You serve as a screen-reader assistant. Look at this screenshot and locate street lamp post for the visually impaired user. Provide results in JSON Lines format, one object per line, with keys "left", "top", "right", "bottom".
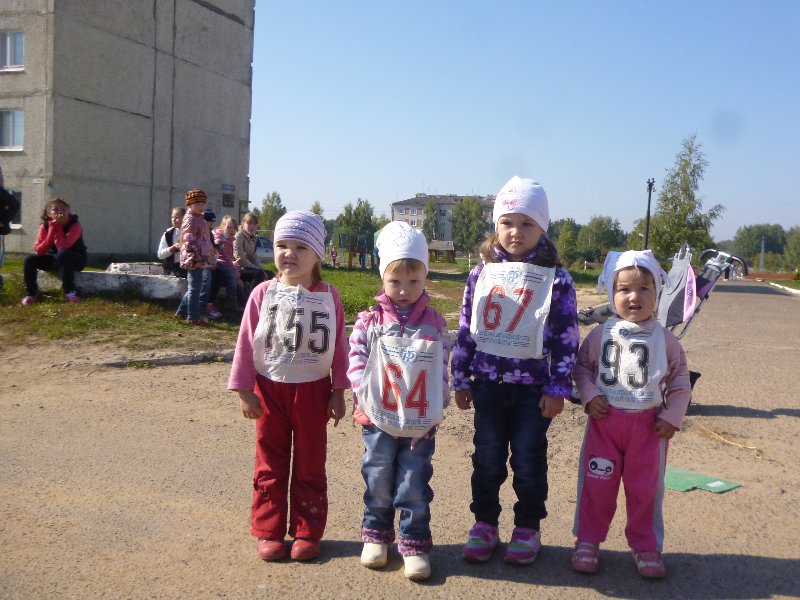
{"left": 643, "top": 178, "right": 655, "bottom": 250}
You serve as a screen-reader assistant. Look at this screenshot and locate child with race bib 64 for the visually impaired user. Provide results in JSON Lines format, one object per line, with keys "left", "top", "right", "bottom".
{"left": 451, "top": 176, "right": 579, "bottom": 565}
{"left": 347, "top": 221, "right": 450, "bottom": 581}
{"left": 228, "top": 210, "right": 349, "bottom": 562}
{"left": 571, "top": 250, "right": 691, "bottom": 579}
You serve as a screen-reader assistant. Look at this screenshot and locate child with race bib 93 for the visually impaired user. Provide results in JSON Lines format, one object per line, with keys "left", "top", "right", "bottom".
{"left": 451, "top": 176, "right": 579, "bottom": 565}
{"left": 571, "top": 250, "right": 691, "bottom": 579}
{"left": 228, "top": 210, "right": 349, "bottom": 562}
{"left": 347, "top": 221, "right": 450, "bottom": 581}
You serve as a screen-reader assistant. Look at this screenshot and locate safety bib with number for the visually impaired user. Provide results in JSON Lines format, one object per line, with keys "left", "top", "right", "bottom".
{"left": 252, "top": 281, "right": 336, "bottom": 383}
{"left": 469, "top": 262, "right": 556, "bottom": 359}
{"left": 357, "top": 332, "right": 444, "bottom": 438}
{"left": 596, "top": 317, "right": 668, "bottom": 410}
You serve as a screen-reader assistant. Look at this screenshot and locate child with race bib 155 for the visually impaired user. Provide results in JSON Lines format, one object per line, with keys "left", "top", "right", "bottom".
{"left": 347, "top": 221, "right": 450, "bottom": 581}
{"left": 451, "top": 176, "right": 579, "bottom": 565}
{"left": 228, "top": 210, "right": 349, "bottom": 562}
{"left": 571, "top": 250, "right": 691, "bottom": 579}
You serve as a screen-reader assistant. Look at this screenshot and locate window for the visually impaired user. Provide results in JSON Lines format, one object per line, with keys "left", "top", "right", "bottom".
{"left": 397, "top": 208, "right": 405, "bottom": 215}
{"left": 0, "top": 109, "right": 24, "bottom": 148}
{"left": 410, "top": 220, "right": 417, "bottom": 227}
{"left": 439, "top": 209, "right": 446, "bottom": 216}
{"left": 1, "top": 32, "right": 24, "bottom": 69}
{"left": 438, "top": 220, "right": 446, "bottom": 229}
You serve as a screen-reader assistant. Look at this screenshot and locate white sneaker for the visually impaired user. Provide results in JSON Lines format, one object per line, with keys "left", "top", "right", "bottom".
{"left": 360, "top": 542, "right": 388, "bottom": 568}
{"left": 403, "top": 553, "right": 431, "bottom": 580}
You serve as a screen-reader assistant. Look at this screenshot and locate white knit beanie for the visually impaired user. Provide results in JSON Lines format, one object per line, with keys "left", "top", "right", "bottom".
{"left": 492, "top": 176, "right": 550, "bottom": 231}
{"left": 273, "top": 210, "right": 327, "bottom": 259}
{"left": 376, "top": 221, "right": 429, "bottom": 277}
{"left": 598, "top": 250, "right": 668, "bottom": 313}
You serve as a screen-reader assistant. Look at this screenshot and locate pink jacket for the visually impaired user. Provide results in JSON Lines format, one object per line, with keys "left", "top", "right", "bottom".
{"left": 228, "top": 276, "right": 350, "bottom": 392}
{"left": 347, "top": 291, "right": 450, "bottom": 426}
{"left": 573, "top": 317, "right": 692, "bottom": 428}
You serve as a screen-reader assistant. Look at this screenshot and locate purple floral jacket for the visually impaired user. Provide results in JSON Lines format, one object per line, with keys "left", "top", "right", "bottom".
{"left": 450, "top": 240, "right": 579, "bottom": 398}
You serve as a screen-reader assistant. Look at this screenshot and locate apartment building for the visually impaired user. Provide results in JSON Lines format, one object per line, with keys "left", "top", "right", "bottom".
{"left": 391, "top": 193, "right": 494, "bottom": 241}
{"left": 0, "top": 0, "right": 255, "bottom": 257}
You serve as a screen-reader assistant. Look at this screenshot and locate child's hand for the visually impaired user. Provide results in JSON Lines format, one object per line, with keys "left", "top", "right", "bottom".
{"left": 539, "top": 394, "right": 564, "bottom": 418}
{"left": 238, "top": 390, "right": 263, "bottom": 419}
{"left": 327, "top": 389, "right": 346, "bottom": 426}
{"left": 585, "top": 395, "right": 610, "bottom": 420}
{"left": 654, "top": 417, "right": 679, "bottom": 440}
{"left": 455, "top": 389, "right": 473, "bottom": 410}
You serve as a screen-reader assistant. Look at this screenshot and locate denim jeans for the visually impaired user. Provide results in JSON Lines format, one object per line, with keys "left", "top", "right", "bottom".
{"left": 361, "top": 424, "right": 435, "bottom": 543}
{"left": 470, "top": 380, "right": 552, "bottom": 530}
{"left": 177, "top": 268, "right": 211, "bottom": 320}
{"left": 211, "top": 264, "right": 245, "bottom": 307}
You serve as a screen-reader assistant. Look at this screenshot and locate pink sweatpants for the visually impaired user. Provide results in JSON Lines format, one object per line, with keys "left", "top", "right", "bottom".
{"left": 251, "top": 374, "right": 331, "bottom": 541}
{"left": 572, "top": 406, "right": 668, "bottom": 552}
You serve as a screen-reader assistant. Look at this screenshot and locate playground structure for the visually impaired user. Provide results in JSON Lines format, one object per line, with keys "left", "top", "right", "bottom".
{"left": 337, "top": 232, "right": 375, "bottom": 270}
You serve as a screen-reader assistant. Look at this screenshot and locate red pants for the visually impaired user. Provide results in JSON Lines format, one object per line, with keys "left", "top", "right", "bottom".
{"left": 251, "top": 375, "right": 331, "bottom": 541}
{"left": 572, "top": 407, "right": 668, "bottom": 552}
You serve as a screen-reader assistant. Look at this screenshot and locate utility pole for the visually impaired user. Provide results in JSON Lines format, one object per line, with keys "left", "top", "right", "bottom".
{"left": 643, "top": 178, "right": 655, "bottom": 250}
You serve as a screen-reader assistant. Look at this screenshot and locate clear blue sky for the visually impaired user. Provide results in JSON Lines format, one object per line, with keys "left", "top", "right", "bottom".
{"left": 248, "top": 1, "right": 800, "bottom": 242}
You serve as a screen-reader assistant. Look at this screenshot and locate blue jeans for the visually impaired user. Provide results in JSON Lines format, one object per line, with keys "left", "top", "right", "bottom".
{"left": 361, "top": 424, "right": 435, "bottom": 544}
{"left": 470, "top": 380, "right": 551, "bottom": 529}
{"left": 211, "top": 264, "right": 245, "bottom": 306}
{"left": 176, "top": 268, "right": 211, "bottom": 320}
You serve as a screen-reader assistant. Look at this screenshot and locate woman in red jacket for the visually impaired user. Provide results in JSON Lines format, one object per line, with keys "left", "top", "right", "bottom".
{"left": 21, "top": 197, "right": 87, "bottom": 305}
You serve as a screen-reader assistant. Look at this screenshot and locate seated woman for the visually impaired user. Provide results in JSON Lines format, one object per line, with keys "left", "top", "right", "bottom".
{"left": 21, "top": 197, "right": 87, "bottom": 305}
{"left": 233, "top": 212, "right": 272, "bottom": 291}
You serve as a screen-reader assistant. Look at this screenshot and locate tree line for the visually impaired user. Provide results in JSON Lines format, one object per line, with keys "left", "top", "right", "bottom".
{"left": 249, "top": 135, "right": 799, "bottom": 273}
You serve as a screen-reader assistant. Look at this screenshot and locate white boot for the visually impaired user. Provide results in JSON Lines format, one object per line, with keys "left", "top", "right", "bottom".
{"left": 403, "top": 553, "right": 431, "bottom": 580}
{"left": 360, "top": 542, "right": 388, "bottom": 568}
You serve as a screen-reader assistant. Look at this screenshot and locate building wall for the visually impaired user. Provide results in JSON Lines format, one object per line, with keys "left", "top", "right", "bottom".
{"left": 1, "top": 0, "right": 254, "bottom": 256}
{"left": 391, "top": 194, "right": 494, "bottom": 243}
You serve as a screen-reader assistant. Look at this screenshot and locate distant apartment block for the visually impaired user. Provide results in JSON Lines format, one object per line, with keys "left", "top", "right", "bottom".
{"left": 0, "top": 0, "right": 255, "bottom": 256}
{"left": 391, "top": 193, "right": 494, "bottom": 241}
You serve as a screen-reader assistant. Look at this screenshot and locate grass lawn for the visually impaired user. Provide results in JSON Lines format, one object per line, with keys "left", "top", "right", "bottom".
{"left": 0, "top": 255, "right": 603, "bottom": 353}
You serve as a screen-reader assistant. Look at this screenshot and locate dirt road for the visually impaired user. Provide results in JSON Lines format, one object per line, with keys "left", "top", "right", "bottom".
{"left": 2, "top": 282, "right": 799, "bottom": 599}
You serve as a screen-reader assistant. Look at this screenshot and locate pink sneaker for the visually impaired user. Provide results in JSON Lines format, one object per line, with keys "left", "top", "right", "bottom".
{"left": 206, "top": 303, "right": 223, "bottom": 319}
{"left": 633, "top": 550, "right": 666, "bottom": 578}
{"left": 65, "top": 291, "right": 81, "bottom": 303}
{"left": 572, "top": 540, "right": 600, "bottom": 574}
{"left": 21, "top": 295, "right": 36, "bottom": 306}
{"left": 463, "top": 522, "right": 499, "bottom": 562}
{"left": 503, "top": 527, "right": 541, "bottom": 565}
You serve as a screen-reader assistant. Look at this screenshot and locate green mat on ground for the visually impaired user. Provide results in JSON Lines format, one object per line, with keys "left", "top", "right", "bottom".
{"left": 665, "top": 467, "right": 740, "bottom": 493}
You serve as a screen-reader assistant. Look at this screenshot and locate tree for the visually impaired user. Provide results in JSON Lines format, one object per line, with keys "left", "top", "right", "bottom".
{"left": 451, "top": 196, "right": 489, "bottom": 253}
{"left": 783, "top": 227, "right": 800, "bottom": 271}
{"left": 422, "top": 199, "right": 438, "bottom": 241}
{"left": 372, "top": 213, "right": 390, "bottom": 230}
{"left": 311, "top": 201, "right": 323, "bottom": 216}
{"left": 576, "top": 215, "right": 625, "bottom": 261}
{"left": 555, "top": 223, "right": 579, "bottom": 266}
{"left": 634, "top": 135, "right": 724, "bottom": 261}
{"left": 334, "top": 198, "right": 377, "bottom": 250}
{"left": 259, "top": 191, "right": 286, "bottom": 232}
{"left": 548, "top": 218, "right": 580, "bottom": 241}
{"left": 731, "top": 224, "right": 785, "bottom": 261}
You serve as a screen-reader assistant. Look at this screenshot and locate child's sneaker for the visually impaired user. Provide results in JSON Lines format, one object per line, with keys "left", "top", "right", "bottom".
{"left": 257, "top": 538, "right": 286, "bottom": 561}
{"left": 290, "top": 538, "right": 320, "bottom": 561}
{"left": 65, "top": 291, "right": 81, "bottom": 303}
{"left": 633, "top": 550, "right": 666, "bottom": 578}
{"left": 571, "top": 540, "right": 600, "bottom": 574}
{"left": 206, "top": 303, "right": 223, "bottom": 319}
{"left": 360, "top": 542, "right": 388, "bottom": 568}
{"left": 20, "top": 295, "right": 36, "bottom": 306}
{"left": 403, "top": 553, "right": 431, "bottom": 580}
{"left": 503, "top": 527, "right": 541, "bottom": 565}
{"left": 463, "top": 522, "right": 499, "bottom": 562}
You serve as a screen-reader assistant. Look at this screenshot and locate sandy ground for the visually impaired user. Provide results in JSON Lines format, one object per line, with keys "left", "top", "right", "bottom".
{"left": 2, "top": 282, "right": 799, "bottom": 599}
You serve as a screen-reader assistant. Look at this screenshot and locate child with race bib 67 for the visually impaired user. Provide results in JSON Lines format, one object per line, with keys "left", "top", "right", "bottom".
{"left": 347, "top": 221, "right": 450, "bottom": 581}
{"left": 451, "top": 176, "right": 579, "bottom": 565}
{"left": 571, "top": 250, "right": 691, "bottom": 579}
{"left": 228, "top": 210, "right": 349, "bottom": 562}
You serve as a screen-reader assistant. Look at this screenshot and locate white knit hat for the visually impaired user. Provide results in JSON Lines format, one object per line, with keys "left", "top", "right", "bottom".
{"left": 598, "top": 250, "right": 668, "bottom": 313}
{"left": 492, "top": 176, "right": 549, "bottom": 231}
{"left": 376, "top": 221, "right": 429, "bottom": 277}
